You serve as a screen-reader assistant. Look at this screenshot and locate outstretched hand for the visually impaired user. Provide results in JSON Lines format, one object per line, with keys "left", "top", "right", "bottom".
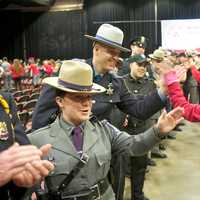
{"left": 156, "top": 107, "right": 184, "bottom": 134}
{"left": 158, "top": 59, "right": 174, "bottom": 75}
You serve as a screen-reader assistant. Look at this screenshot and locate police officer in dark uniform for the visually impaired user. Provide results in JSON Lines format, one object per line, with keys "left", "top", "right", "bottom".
{"left": 122, "top": 54, "right": 158, "bottom": 200}
{"left": 32, "top": 24, "right": 166, "bottom": 131}
{"left": 0, "top": 91, "right": 54, "bottom": 199}
{"left": 118, "top": 36, "right": 148, "bottom": 76}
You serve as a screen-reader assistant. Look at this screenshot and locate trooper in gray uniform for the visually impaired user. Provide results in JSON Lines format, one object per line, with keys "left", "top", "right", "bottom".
{"left": 32, "top": 24, "right": 167, "bottom": 200}
{"left": 28, "top": 60, "right": 183, "bottom": 200}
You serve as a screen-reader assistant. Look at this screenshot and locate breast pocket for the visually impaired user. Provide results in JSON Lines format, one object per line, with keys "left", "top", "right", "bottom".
{"left": 98, "top": 91, "right": 120, "bottom": 104}
{"left": 94, "top": 149, "right": 111, "bottom": 179}
{"left": 92, "top": 92, "right": 121, "bottom": 120}
{"left": 46, "top": 151, "right": 77, "bottom": 191}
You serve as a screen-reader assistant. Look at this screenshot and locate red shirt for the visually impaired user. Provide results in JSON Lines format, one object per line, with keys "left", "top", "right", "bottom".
{"left": 10, "top": 64, "right": 25, "bottom": 79}
{"left": 43, "top": 63, "right": 53, "bottom": 76}
{"left": 29, "top": 63, "right": 39, "bottom": 76}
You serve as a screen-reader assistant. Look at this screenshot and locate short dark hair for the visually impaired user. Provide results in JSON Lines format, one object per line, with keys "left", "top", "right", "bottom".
{"left": 55, "top": 88, "right": 66, "bottom": 98}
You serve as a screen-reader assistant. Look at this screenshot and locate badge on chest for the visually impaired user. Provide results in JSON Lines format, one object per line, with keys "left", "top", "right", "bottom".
{"left": 0, "top": 122, "right": 9, "bottom": 141}
{"left": 106, "top": 83, "right": 114, "bottom": 95}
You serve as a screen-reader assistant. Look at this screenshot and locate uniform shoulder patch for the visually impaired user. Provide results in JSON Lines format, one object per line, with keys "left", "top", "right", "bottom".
{"left": 101, "top": 120, "right": 121, "bottom": 137}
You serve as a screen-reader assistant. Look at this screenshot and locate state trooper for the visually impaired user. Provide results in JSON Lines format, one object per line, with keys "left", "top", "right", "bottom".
{"left": 28, "top": 60, "right": 183, "bottom": 200}
{"left": 32, "top": 24, "right": 166, "bottom": 130}
{"left": 0, "top": 91, "right": 54, "bottom": 199}
{"left": 32, "top": 24, "right": 167, "bottom": 199}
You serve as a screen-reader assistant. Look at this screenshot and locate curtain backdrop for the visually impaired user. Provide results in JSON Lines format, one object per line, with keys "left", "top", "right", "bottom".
{"left": 1, "top": 0, "right": 200, "bottom": 60}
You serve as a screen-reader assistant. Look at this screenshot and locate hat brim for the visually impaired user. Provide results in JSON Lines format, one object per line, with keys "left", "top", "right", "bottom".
{"left": 43, "top": 77, "right": 106, "bottom": 94}
{"left": 85, "top": 34, "right": 131, "bottom": 53}
{"left": 127, "top": 58, "right": 148, "bottom": 64}
{"left": 149, "top": 54, "right": 163, "bottom": 61}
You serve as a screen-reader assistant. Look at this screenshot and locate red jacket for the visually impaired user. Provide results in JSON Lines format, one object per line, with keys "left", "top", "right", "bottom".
{"left": 168, "top": 81, "right": 200, "bottom": 122}
{"left": 191, "top": 65, "right": 200, "bottom": 83}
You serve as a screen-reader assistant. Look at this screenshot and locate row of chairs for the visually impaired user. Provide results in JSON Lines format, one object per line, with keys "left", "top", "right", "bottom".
{"left": 17, "top": 99, "right": 37, "bottom": 113}
{"left": 11, "top": 86, "right": 42, "bottom": 131}
{"left": 15, "top": 93, "right": 40, "bottom": 103}
{"left": 18, "top": 110, "right": 32, "bottom": 127}
{"left": 13, "top": 87, "right": 41, "bottom": 98}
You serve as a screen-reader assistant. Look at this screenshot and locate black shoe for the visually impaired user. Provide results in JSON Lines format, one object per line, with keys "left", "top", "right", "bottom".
{"left": 173, "top": 125, "right": 182, "bottom": 132}
{"left": 167, "top": 134, "right": 176, "bottom": 139}
{"left": 151, "top": 151, "right": 167, "bottom": 159}
{"left": 159, "top": 143, "right": 166, "bottom": 151}
{"left": 135, "top": 195, "right": 150, "bottom": 200}
{"left": 147, "top": 158, "right": 156, "bottom": 166}
{"left": 145, "top": 167, "right": 150, "bottom": 173}
{"left": 179, "top": 122, "right": 185, "bottom": 126}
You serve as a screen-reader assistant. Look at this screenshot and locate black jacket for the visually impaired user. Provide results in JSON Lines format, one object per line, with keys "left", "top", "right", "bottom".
{"left": 0, "top": 92, "right": 29, "bottom": 200}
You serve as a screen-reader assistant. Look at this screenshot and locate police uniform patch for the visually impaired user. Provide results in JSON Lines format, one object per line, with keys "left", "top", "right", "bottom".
{"left": 102, "top": 119, "right": 121, "bottom": 137}
{"left": 0, "top": 122, "right": 9, "bottom": 140}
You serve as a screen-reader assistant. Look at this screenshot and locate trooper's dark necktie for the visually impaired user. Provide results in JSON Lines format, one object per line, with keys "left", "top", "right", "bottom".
{"left": 72, "top": 127, "right": 83, "bottom": 152}
{"left": 94, "top": 74, "right": 102, "bottom": 83}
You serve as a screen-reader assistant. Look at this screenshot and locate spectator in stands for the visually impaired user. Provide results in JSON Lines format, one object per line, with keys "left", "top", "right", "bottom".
{"left": 42, "top": 60, "right": 53, "bottom": 78}
{"left": 10, "top": 59, "right": 25, "bottom": 91}
{"left": 28, "top": 57, "right": 40, "bottom": 88}
{"left": 1, "top": 57, "right": 12, "bottom": 91}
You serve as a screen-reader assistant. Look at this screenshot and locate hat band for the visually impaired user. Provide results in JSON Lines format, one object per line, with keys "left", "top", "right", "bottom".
{"left": 58, "top": 79, "right": 92, "bottom": 91}
{"left": 96, "top": 35, "right": 122, "bottom": 47}
{"left": 153, "top": 56, "right": 163, "bottom": 60}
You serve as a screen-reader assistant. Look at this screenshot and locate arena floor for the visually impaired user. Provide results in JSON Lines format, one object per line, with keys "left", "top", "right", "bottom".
{"left": 124, "top": 120, "right": 200, "bottom": 200}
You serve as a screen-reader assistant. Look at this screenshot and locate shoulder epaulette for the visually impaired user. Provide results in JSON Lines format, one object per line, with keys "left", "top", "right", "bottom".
{"left": 101, "top": 119, "right": 109, "bottom": 125}
{"left": 89, "top": 115, "right": 98, "bottom": 123}
{"left": 32, "top": 124, "right": 51, "bottom": 135}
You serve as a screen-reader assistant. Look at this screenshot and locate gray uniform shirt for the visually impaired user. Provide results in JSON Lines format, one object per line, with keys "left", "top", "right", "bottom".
{"left": 28, "top": 117, "right": 161, "bottom": 200}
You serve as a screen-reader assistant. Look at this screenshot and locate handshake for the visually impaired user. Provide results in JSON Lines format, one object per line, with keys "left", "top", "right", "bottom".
{"left": 0, "top": 143, "right": 54, "bottom": 188}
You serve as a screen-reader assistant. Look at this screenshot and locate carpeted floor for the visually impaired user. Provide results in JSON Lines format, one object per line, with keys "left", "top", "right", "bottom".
{"left": 124, "top": 120, "right": 200, "bottom": 200}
